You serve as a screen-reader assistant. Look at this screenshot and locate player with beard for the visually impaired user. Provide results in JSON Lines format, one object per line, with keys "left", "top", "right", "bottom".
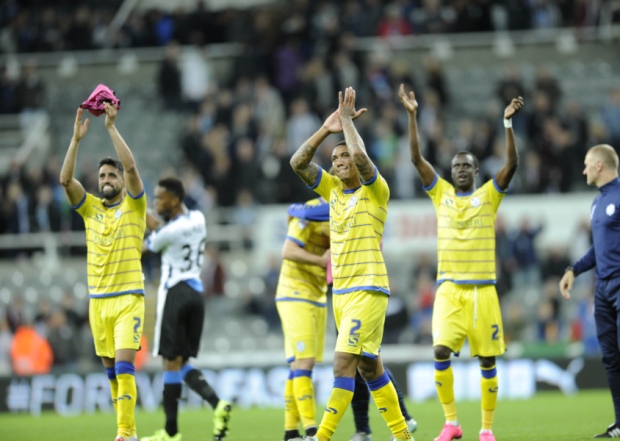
{"left": 141, "top": 177, "right": 232, "bottom": 441}
{"left": 398, "top": 84, "right": 523, "bottom": 441}
{"left": 60, "top": 104, "right": 146, "bottom": 441}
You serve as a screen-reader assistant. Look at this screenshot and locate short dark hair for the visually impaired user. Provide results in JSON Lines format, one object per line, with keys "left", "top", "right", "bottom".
{"left": 98, "top": 157, "right": 124, "bottom": 173}
{"left": 335, "top": 140, "right": 348, "bottom": 147}
{"left": 454, "top": 150, "right": 479, "bottom": 169}
{"left": 158, "top": 177, "right": 185, "bottom": 201}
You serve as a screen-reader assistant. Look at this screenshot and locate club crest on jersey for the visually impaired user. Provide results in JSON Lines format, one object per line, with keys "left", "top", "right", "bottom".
{"left": 296, "top": 341, "right": 306, "bottom": 352}
{"left": 607, "top": 204, "right": 616, "bottom": 216}
{"left": 470, "top": 197, "right": 480, "bottom": 207}
{"left": 115, "top": 209, "right": 122, "bottom": 219}
{"left": 349, "top": 196, "right": 358, "bottom": 207}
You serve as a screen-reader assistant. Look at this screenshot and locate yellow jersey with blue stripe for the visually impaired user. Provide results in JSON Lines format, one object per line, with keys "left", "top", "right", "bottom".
{"left": 276, "top": 198, "right": 330, "bottom": 305}
{"left": 73, "top": 190, "right": 147, "bottom": 298}
{"left": 310, "top": 167, "right": 390, "bottom": 296}
{"left": 425, "top": 174, "right": 505, "bottom": 284}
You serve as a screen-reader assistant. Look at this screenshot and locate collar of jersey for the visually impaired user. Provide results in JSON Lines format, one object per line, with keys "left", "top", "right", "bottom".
{"left": 103, "top": 199, "right": 122, "bottom": 208}
{"left": 455, "top": 189, "right": 474, "bottom": 197}
{"left": 343, "top": 186, "right": 361, "bottom": 194}
{"left": 599, "top": 177, "right": 620, "bottom": 192}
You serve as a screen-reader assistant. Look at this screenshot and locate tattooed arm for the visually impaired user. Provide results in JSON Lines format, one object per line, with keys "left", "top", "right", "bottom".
{"left": 289, "top": 126, "right": 330, "bottom": 186}
{"left": 338, "top": 87, "right": 375, "bottom": 183}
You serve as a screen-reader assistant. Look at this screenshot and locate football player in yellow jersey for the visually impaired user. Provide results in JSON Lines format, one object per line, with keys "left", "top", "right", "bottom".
{"left": 289, "top": 87, "right": 413, "bottom": 441}
{"left": 399, "top": 84, "right": 524, "bottom": 441}
{"left": 276, "top": 198, "right": 330, "bottom": 441}
{"left": 60, "top": 103, "right": 146, "bottom": 441}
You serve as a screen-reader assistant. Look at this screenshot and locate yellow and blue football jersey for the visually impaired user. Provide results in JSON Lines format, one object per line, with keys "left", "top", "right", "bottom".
{"left": 276, "top": 198, "right": 330, "bottom": 304}
{"left": 425, "top": 174, "right": 505, "bottom": 284}
{"left": 310, "top": 167, "right": 390, "bottom": 296}
{"left": 73, "top": 191, "right": 147, "bottom": 298}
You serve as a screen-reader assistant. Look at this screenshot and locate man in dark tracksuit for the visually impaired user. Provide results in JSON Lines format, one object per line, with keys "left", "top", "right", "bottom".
{"left": 560, "top": 144, "right": 620, "bottom": 438}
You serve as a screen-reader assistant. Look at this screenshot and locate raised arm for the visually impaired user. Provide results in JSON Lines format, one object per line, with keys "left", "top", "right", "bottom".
{"left": 494, "top": 96, "right": 524, "bottom": 191}
{"left": 59, "top": 108, "right": 89, "bottom": 206}
{"left": 398, "top": 84, "right": 436, "bottom": 187}
{"left": 290, "top": 104, "right": 366, "bottom": 186}
{"left": 103, "top": 102, "right": 144, "bottom": 197}
{"left": 290, "top": 125, "right": 329, "bottom": 187}
{"left": 338, "top": 87, "right": 374, "bottom": 182}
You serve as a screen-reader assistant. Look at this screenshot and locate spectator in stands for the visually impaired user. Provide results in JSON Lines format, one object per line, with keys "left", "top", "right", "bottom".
{"left": 286, "top": 98, "right": 321, "bottom": 156}
{"left": 179, "top": 114, "right": 206, "bottom": 167}
{"left": 60, "top": 291, "right": 85, "bottom": 330}
{"left": 46, "top": 308, "right": 79, "bottom": 372}
{"left": 542, "top": 245, "right": 571, "bottom": 282}
{"left": 424, "top": 56, "right": 449, "bottom": 107}
{"left": 3, "top": 182, "right": 30, "bottom": 234}
{"left": 0, "top": 66, "right": 18, "bottom": 114}
{"left": 67, "top": 6, "right": 93, "bottom": 51}
{"left": 181, "top": 45, "right": 215, "bottom": 111}
{"left": 273, "top": 36, "right": 304, "bottom": 107}
{"left": 569, "top": 218, "right": 594, "bottom": 289}
{"left": 15, "top": 60, "right": 46, "bottom": 128}
{"left": 34, "top": 297, "right": 52, "bottom": 337}
{"left": 451, "top": 0, "right": 493, "bottom": 32}
{"left": 601, "top": 87, "right": 620, "bottom": 147}
{"left": 503, "top": 302, "right": 527, "bottom": 344}
{"left": 497, "top": 64, "right": 527, "bottom": 111}
{"left": 534, "top": 66, "right": 562, "bottom": 112}
{"left": 377, "top": 3, "right": 412, "bottom": 39}
{"left": 230, "top": 102, "right": 258, "bottom": 145}
{"left": 520, "top": 150, "right": 544, "bottom": 193}
{"left": 563, "top": 100, "right": 589, "bottom": 155}
{"left": 157, "top": 41, "right": 182, "bottom": 110}
{"left": 32, "top": 184, "right": 62, "bottom": 232}
{"left": 512, "top": 217, "right": 544, "bottom": 288}
{"left": 529, "top": 0, "right": 562, "bottom": 29}
{"left": 10, "top": 323, "right": 53, "bottom": 376}
{"left": 572, "top": 287, "right": 598, "bottom": 355}
{"left": 253, "top": 76, "right": 286, "bottom": 146}
{"left": 536, "top": 280, "right": 561, "bottom": 343}
{"left": 6, "top": 294, "right": 25, "bottom": 335}
{"left": 0, "top": 318, "right": 12, "bottom": 374}
{"left": 383, "top": 291, "right": 409, "bottom": 344}
{"left": 412, "top": 0, "right": 451, "bottom": 34}
{"left": 526, "top": 91, "right": 554, "bottom": 144}
{"left": 410, "top": 273, "right": 435, "bottom": 345}
{"left": 341, "top": 0, "right": 373, "bottom": 37}
{"left": 232, "top": 189, "right": 257, "bottom": 250}
{"left": 495, "top": 217, "right": 516, "bottom": 296}
{"left": 202, "top": 244, "right": 225, "bottom": 300}
{"left": 413, "top": 253, "right": 437, "bottom": 281}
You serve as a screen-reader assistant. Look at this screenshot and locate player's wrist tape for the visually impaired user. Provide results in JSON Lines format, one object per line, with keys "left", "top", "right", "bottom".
{"left": 503, "top": 118, "right": 512, "bottom": 128}
{"left": 565, "top": 265, "right": 574, "bottom": 273}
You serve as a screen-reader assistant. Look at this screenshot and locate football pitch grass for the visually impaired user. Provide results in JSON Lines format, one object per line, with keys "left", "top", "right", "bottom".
{"left": 1, "top": 390, "right": 614, "bottom": 441}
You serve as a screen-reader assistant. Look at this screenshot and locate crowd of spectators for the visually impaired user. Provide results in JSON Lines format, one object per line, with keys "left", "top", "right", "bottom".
{"left": 0, "top": 291, "right": 90, "bottom": 375}
{"left": 2, "top": 0, "right": 619, "bottom": 54}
